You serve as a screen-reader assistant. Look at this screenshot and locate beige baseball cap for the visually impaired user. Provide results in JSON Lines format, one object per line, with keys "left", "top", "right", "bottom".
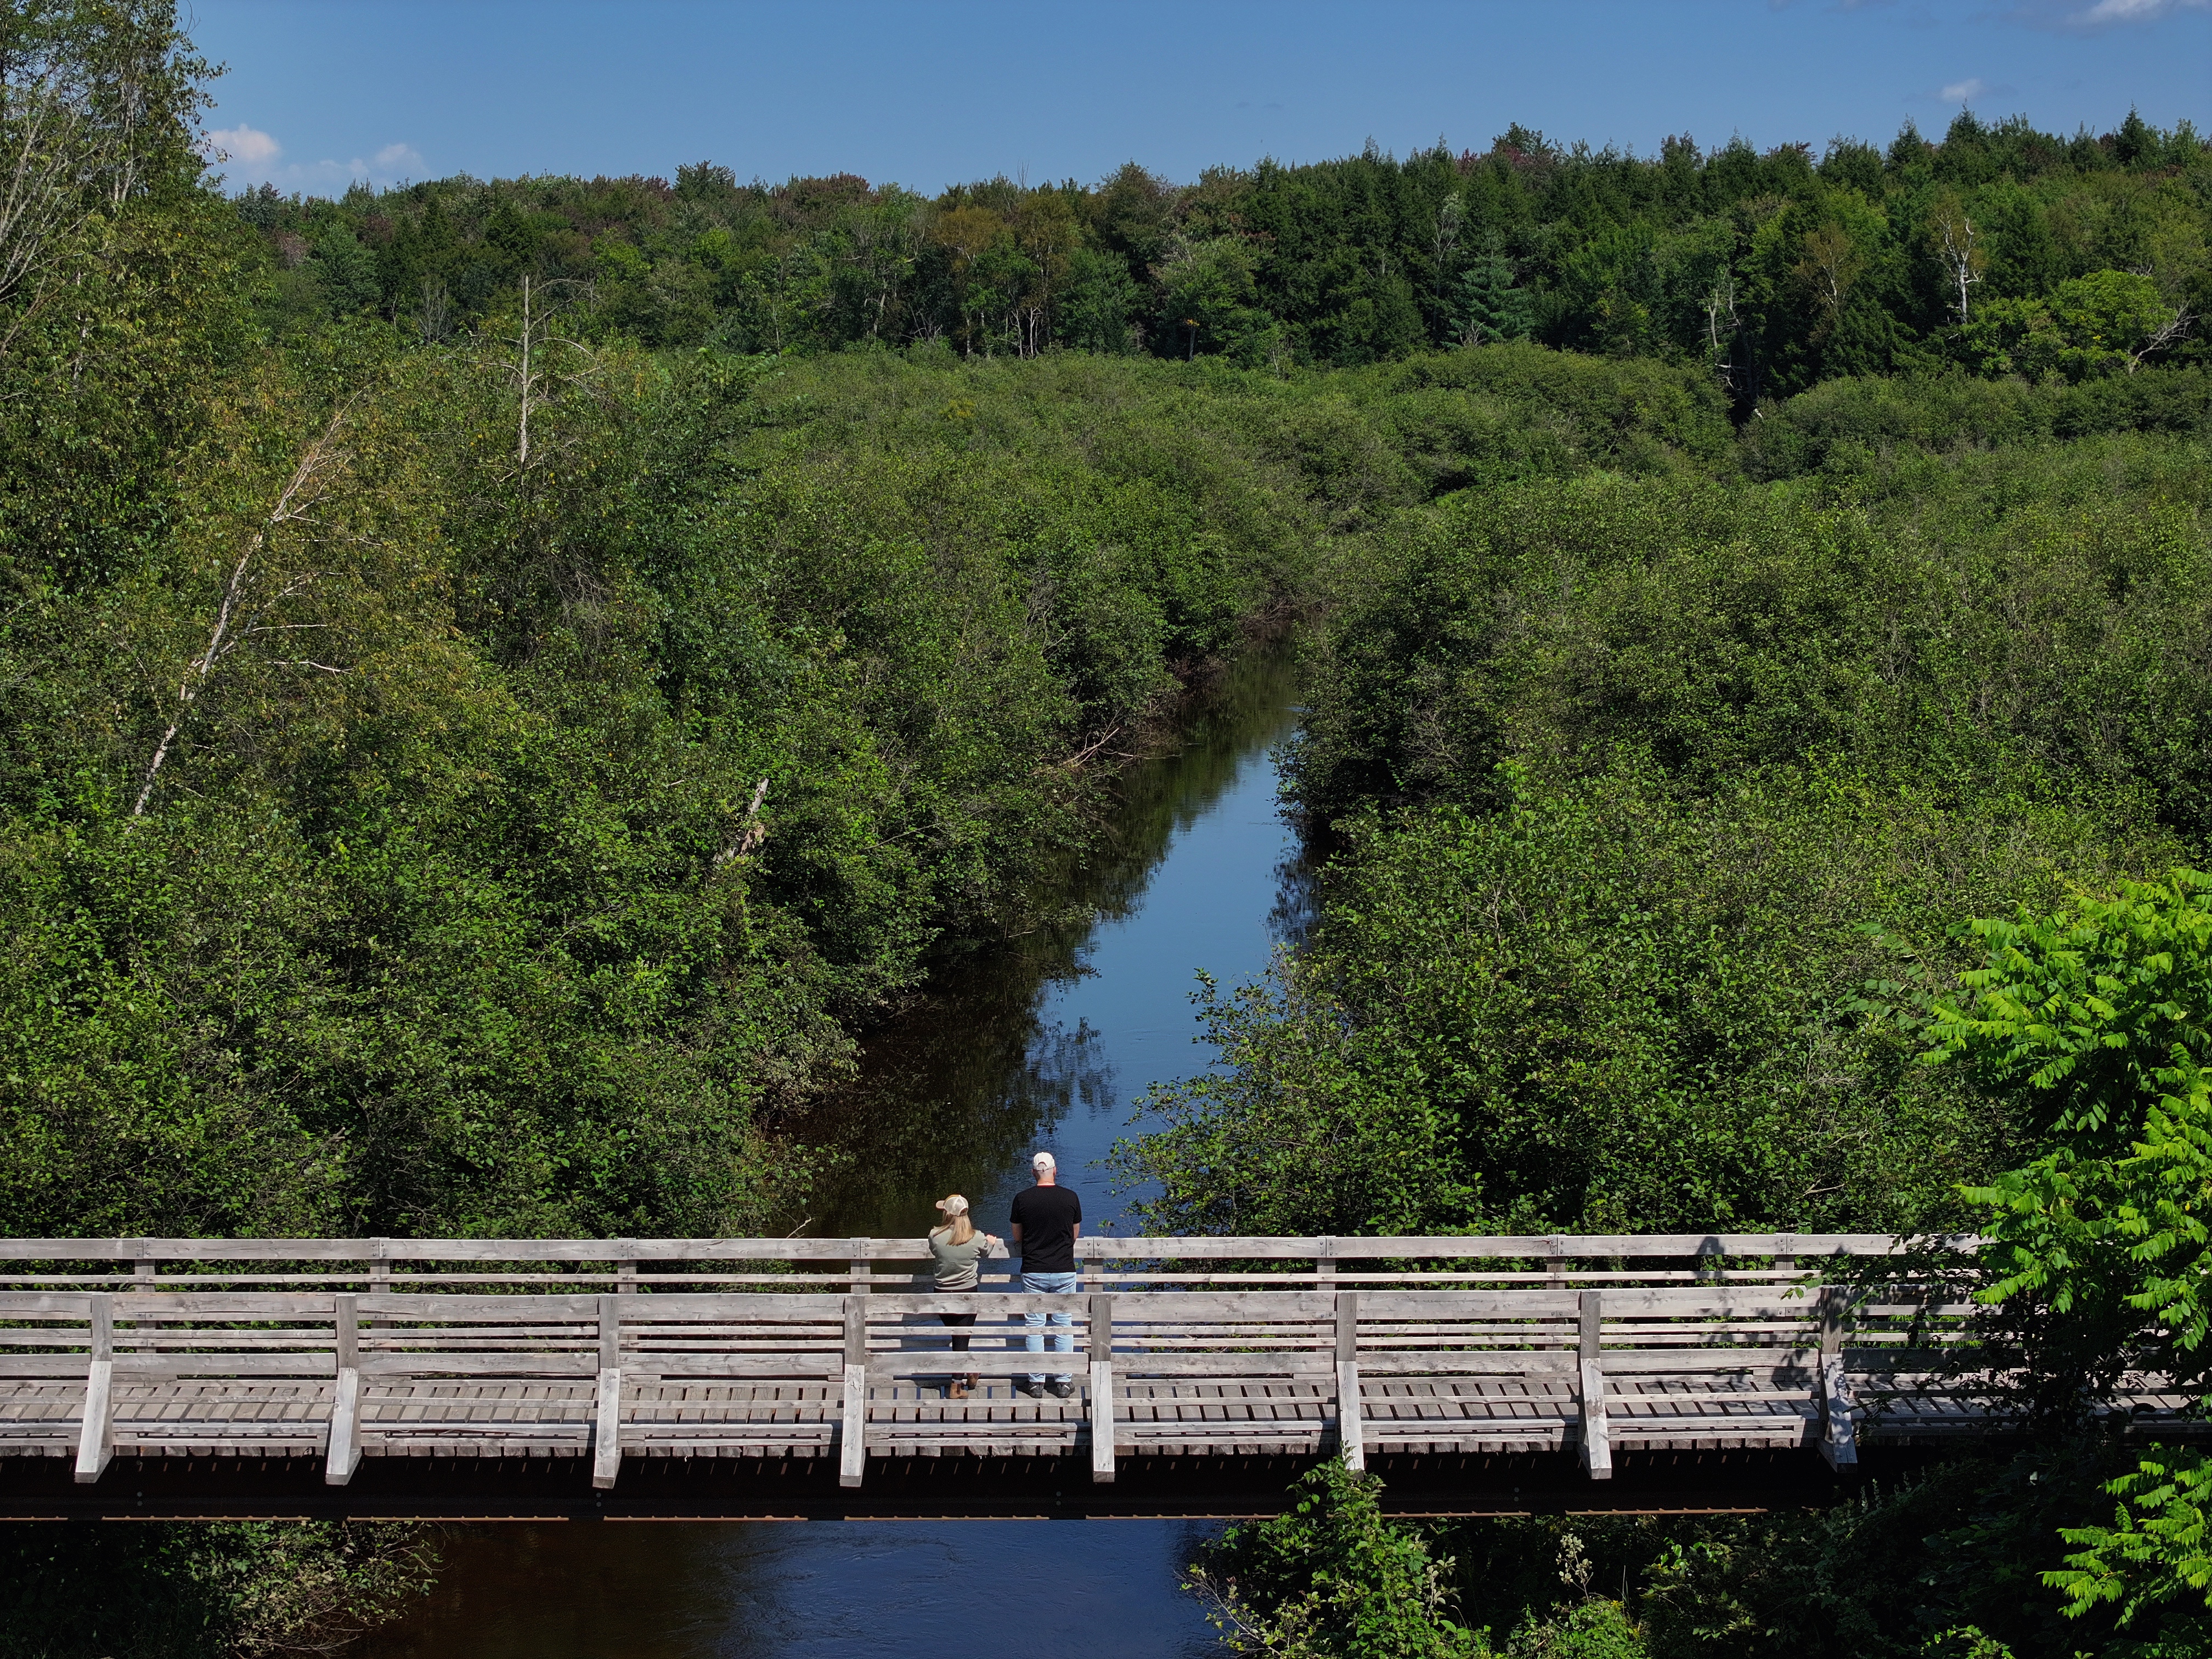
{"left": 934, "top": 1194, "right": 969, "bottom": 1215}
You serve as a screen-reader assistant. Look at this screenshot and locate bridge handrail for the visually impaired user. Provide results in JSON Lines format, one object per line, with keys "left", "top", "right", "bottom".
{"left": 0, "top": 1232, "right": 1980, "bottom": 1262}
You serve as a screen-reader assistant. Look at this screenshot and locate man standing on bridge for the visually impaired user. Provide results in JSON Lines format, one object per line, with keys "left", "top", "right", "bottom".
{"left": 1009, "top": 1152, "right": 1081, "bottom": 1398}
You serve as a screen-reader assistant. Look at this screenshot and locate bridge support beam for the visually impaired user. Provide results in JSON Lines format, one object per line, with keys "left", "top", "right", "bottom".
{"left": 75, "top": 1295, "right": 114, "bottom": 1485}
{"left": 1579, "top": 1290, "right": 1611, "bottom": 1480}
{"left": 1090, "top": 1294, "right": 1115, "bottom": 1484}
{"left": 326, "top": 1369, "right": 363, "bottom": 1486}
{"left": 1336, "top": 1290, "right": 1364, "bottom": 1471}
{"left": 1819, "top": 1359, "right": 1859, "bottom": 1469}
{"left": 593, "top": 1296, "right": 623, "bottom": 1489}
{"left": 326, "top": 1294, "right": 362, "bottom": 1486}
{"left": 1818, "top": 1289, "right": 1858, "bottom": 1470}
{"left": 839, "top": 1292, "right": 867, "bottom": 1488}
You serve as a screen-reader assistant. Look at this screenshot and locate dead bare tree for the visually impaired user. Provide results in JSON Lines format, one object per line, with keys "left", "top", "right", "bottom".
{"left": 1930, "top": 199, "right": 1984, "bottom": 328}
{"left": 1701, "top": 271, "right": 1743, "bottom": 395}
{"left": 132, "top": 405, "right": 355, "bottom": 816}
{"left": 2128, "top": 304, "right": 2195, "bottom": 374}
{"left": 498, "top": 273, "right": 595, "bottom": 472}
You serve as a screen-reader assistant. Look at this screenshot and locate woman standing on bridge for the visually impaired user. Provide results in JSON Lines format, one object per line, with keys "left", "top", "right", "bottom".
{"left": 928, "top": 1195, "right": 1001, "bottom": 1398}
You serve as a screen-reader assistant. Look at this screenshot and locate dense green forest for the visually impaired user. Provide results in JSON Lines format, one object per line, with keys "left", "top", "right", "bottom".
{"left": 3, "top": 1, "right": 2212, "bottom": 1653}
{"left": 241, "top": 101, "right": 2207, "bottom": 393}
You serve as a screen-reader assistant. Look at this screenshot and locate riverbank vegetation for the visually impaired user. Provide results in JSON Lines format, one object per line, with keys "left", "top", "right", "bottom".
{"left": 3, "top": 2, "right": 2210, "bottom": 1651}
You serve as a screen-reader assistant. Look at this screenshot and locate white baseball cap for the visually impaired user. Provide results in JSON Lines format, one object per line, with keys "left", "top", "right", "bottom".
{"left": 1032, "top": 1152, "right": 1056, "bottom": 1172}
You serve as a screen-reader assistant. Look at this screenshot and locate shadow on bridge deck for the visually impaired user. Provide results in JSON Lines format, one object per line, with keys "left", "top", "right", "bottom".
{"left": 0, "top": 1446, "right": 1960, "bottom": 1522}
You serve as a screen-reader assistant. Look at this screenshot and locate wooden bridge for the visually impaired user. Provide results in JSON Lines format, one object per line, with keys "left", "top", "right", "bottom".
{"left": 0, "top": 1233, "right": 2190, "bottom": 1520}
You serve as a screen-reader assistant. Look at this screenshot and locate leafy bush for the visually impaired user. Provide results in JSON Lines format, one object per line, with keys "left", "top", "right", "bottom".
{"left": 0, "top": 1520, "right": 434, "bottom": 1659}
{"left": 1187, "top": 1462, "right": 1486, "bottom": 1658}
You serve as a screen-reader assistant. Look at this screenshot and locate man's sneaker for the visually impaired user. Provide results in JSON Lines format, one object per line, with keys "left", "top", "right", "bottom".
{"left": 1047, "top": 1380, "right": 1076, "bottom": 1399}
{"left": 1015, "top": 1379, "right": 1044, "bottom": 1398}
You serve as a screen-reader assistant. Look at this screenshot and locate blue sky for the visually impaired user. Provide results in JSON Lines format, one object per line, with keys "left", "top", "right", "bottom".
{"left": 193, "top": 0, "right": 2210, "bottom": 198}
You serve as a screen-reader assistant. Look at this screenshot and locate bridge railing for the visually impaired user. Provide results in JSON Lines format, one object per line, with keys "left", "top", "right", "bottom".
{"left": 0, "top": 1234, "right": 2011, "bottom": 1490}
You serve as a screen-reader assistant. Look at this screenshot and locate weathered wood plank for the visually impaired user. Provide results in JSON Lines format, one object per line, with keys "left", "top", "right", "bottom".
{"left": 839, "top": 1364, "right": 866, "bottom": 1488}
{"left": 325, "top": 1369, "right": 362, "bottom": 1485}
{"left": 592, "top": 1368, "right": 623, "bottom": 1489}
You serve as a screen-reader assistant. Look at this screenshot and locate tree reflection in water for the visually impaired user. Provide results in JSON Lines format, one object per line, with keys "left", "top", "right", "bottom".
{"left": 361, "top": 644, "right": 1303, "bottom": 1659}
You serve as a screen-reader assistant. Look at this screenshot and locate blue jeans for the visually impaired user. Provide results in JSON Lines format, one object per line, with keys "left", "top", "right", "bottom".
{"left": 1020, "top": 1270, "right": 1079, "bottom": 1384}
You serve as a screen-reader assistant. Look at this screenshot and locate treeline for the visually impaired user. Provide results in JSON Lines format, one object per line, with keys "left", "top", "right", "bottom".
{"left": 240, "top": 109, "right": 2208, "bottom": 396}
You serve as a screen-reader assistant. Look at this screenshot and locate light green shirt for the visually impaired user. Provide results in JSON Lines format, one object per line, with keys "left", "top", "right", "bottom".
{"left": 927, "top": 1229, "right": 991, "bottom": 1290}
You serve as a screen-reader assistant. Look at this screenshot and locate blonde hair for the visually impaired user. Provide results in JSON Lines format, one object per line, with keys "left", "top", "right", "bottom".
{"left": 932, "top": 1195, "right": 975, "bottom": 1248}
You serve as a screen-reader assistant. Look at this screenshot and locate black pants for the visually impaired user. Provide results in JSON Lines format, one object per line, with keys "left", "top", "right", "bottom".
{"left": 939, "top": 1311, "right": 977, "bottom": 1353}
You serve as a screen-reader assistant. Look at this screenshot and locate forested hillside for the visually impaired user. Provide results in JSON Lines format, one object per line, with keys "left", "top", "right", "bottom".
{"left": 238, "top": 108, "right": 2207, "bottom": 394}
{"left": 4, "top": 0, "right": 2212, "bottom": 1652}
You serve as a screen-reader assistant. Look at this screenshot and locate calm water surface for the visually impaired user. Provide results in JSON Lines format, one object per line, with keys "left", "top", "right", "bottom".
{"left": 362, "top": 652, "right": 1305, "bottom": 1659}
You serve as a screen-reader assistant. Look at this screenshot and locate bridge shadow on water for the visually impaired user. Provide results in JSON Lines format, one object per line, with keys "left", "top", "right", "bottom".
{"left": 360, "top": 648, "right": 1306, "bottom": 1659}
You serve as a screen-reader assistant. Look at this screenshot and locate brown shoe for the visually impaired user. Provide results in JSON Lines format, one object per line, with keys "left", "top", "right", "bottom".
{"left": 947, "top": 1380, "right": 971, "bottom": 1400}
{"left": 964, "top": 1374, "right": 980, "bottom": 1391}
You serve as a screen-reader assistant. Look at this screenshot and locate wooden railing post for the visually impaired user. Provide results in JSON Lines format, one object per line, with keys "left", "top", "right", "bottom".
{"left": 1335, "top": 1290, "right": 1364, "bottom": 1471}
{"left": 368, "top": 1238, "right": 391, "bottom": 1331}
{"left": 614, "top": 1238, "right": 638, "bottom": 1295}
{"left": 326, "top": 1294, "right": 363, "bottom": 1486}
{"left": 75, "top": 1294, "right": 115, "bottom": 1484}
{"left": 839, "top": 1292, "right": 868, "bottom": 1488}
{"left": 1818, "top": 1286, "right": 1858, "bottom": 1469}
{"left": 1089, "top": 1294, "right": 1115, "bottom": 1484}
{"left": 1316, "top": 1235, "right": 1336, "bottom": 1293}
{"left": 128, "top": 1253, "right": 154, "bottom": 1356}
{"left": 593, "top": 1294, "right": 623, "bottom": 1489}
{"left": 1578, "top": 1289, "right": 1611, "bottom": 1480}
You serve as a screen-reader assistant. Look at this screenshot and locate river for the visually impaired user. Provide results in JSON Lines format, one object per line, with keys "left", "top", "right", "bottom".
{"left": 361, "top": 648, "right": 1305, "bottom": 1659}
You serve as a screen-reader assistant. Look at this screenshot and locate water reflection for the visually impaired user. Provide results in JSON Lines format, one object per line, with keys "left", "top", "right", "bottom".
{"left": 360, "top": 647, "right": 1304, "bottom": 1659}
{"left": 803, "top": 645, "right": 1305, "bottom": 1239}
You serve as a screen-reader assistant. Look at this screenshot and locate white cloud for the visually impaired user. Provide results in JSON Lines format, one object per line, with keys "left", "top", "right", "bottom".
{"left": 204, "top": 123, "right": 281, "bottom": 167}
{"left": 2071, "top": 0, "right": 2208, "bottom": 22}
{"left": 200, "top": 125, "right": 427, "bottom": 194}
{"left": 1940, "top": 77, "right": 1988, "bottom": 101}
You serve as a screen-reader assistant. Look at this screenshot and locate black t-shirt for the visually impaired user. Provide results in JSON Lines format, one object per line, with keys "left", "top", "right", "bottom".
{"left": 1009, "top": 1184, "right": 1082, "bottom": 1273}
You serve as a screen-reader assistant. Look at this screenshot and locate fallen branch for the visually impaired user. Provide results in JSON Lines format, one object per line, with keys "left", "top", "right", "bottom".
{"left": 131, "top": 406, "right": 353, "bottom": 816}
{"left": 1058, "top": 724, "right": 1122, "bottom": 772}
{"left": 713, "top": 776, "right": 771, "bottom": 868}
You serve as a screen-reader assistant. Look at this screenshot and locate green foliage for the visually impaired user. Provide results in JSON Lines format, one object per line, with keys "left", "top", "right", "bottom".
{"left": 1449, "top": 250, "right": 1532, "bottom": 347}
{"left": 221, "top": 110, "right": 2210, "bottom": 385}
{"left": 0, "top": 1519, "right": 435, "bottom": 1658}
{"left": 1741, "top": 369, "right": 2212, "bottom": 482}
{"left": 2051, "top": 1449, "right": 2212, "bottom": 1644}
{"left": 1612, "top": 1452, "right": 2128, "bottom": 1658}
{"left": 1187, "top": 1462, "right": 1485, "bottom": 1658}
{"left": 1118, "top": 764, "right": 2153, "bottom": 1236}
{"left": 1289, "top": 452, "right": 2212, "bottom": 836}
{"left": 1928, "top": 871, "right": 2212, "bottom": 1149}
{"left": 1923, "top": 874, "right": 2212, "bottom": 1637}
{"left": 1502, "top": 1601, "right": 1646, "bottom": 1659}
{"left": 1925, "top": 873, "right": 2212, "bottom": 1417}
{"left": 1965, "top": 272, "right": 2183, "bottom": 380}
